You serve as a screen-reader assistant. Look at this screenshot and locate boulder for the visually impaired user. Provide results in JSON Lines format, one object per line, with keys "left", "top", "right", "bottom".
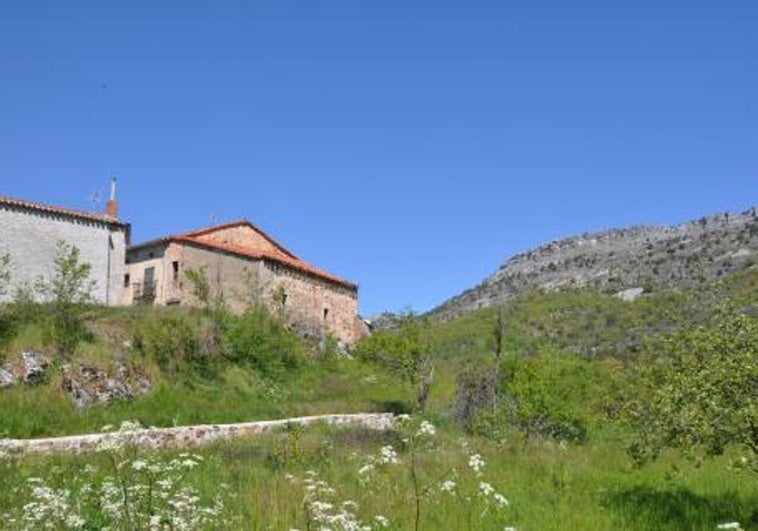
{"left": 62, "top": 375, "right": 92, "bottom": 410}
{"left": 0, "top": 365, "right": 15, "bottom": 388}
{"left": 615, "top": 287, "right": 645, "bottom": 302}
{"left": 21, "top": 351, "right": 49, "bottom": 384}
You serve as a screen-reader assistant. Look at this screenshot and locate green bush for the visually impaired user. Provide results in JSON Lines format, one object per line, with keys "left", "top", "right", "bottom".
{"left": 135, "top": 312, "right": 219, "bottom": 379}
{"left": 497, "top": 352, "right": 596, "bottom": 444}
{"left": 36, "top": 243, "right": 97, "bottom": 359}
{"left": 221, "top": 305, "right": 306, "bottom": 379}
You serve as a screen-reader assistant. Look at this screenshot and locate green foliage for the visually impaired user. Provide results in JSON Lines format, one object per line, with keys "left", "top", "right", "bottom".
{"left": 135, "top": 312, "right": 220, "bottom": 379}
{"left": 222, "top": 305, "right": 306, "bottom": 379}
{"left": 627, "top": 309, "right": 758, "bottom": 471}
{"left": 496, "top": 352, "right": 597, "bottom": 444}
{"left": 355, "top": 312, "right": 434, "bottom": 411}
{"left": 185, "top": 266, "right": 231, "bottom": 332}
{"left": 356, "top": 313, "right": 429, "bottom": 383}
{"left": 451, "top": 362, "right": 499, "bottom": 431}
{"left": 36, "top": 242, "right": 96, "bottom": 359}
{"left": 0, "top": 255, "right": 14, "bottom": 348}
{"left": 185, "top": 266, "right": 212, "bottom": 307}
{"left": 0, "top": 253, "right": 10, "bottom": 297}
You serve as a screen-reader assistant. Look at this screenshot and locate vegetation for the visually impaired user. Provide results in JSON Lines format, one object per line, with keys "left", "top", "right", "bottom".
{"left": 627, "top": 310, "right": 758, "bottom": 472}
{"left": 37, "top": 242, "right": 97, "bottom": 360}
{"left": 0, "top": 254, "right": 756, "bottom": 528}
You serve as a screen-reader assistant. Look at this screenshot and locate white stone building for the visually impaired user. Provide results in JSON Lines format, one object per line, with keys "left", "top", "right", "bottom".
{"left": 0, "top": 194, "right": 130, "bottom": 305}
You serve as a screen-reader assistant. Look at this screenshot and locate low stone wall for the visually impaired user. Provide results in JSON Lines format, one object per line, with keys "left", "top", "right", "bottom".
{"left": 0, "top": 413, "right": 395, "bottom": 455}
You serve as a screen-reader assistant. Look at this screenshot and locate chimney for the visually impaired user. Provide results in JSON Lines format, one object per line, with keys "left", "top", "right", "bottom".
{"left": 105, "top": 177, "right": 118, "bottom": 219}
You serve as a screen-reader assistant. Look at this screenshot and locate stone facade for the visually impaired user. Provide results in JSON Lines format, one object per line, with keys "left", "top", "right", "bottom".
{"left": 124, "top": 221, "right": 367, "bottom": 345}
{"left": 0, "top": 196, "right": 130, "bottom": 305}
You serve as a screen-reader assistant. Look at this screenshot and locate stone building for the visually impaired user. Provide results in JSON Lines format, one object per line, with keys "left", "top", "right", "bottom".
{"left": 0, "top": 192, "right": 130, "bottom": 305}
{"left": 124, "top": 220, "right": 366, "bottom": 345}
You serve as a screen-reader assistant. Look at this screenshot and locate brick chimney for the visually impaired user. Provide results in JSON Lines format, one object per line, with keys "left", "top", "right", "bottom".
{"left": 105, "top": 177, "right": 118, "bottom": 219}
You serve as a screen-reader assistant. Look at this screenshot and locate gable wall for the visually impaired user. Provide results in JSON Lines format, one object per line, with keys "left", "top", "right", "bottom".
{"left": 0, "top": 204, "right": 127, "bottom": 304}
{"left": 192, "top": 225, "right": 284, "bottom": 256}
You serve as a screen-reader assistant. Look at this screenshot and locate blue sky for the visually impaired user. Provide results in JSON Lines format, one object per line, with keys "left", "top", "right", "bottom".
{"left": 1, "top": 0, "right": 756, "bottom": 315}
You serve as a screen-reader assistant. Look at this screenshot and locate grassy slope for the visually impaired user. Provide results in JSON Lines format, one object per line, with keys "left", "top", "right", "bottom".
{"left": 0, "top": 268, "right": 756, "bottom": 528}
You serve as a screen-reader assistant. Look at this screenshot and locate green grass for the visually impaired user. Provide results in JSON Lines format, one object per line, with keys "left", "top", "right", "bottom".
{"left": 2, "top": 423, "right": 756, "bottom": 530}
{"left": 1, "top": 269, "right": 756, "bottom": 528}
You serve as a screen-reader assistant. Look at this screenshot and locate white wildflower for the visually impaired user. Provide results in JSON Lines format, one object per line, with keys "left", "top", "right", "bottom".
{"left": 379, "top": 445, "right": 399, "bottom": 465}
{"left": 358, "top": 464, "right": 375, "bottom": 475}
{"left": 181, "top": 458, "right": 198, "bottom": 469}
{"left": 479, "top": 481, "right": 495, "bottom": 497}
{"left": 374, "top": 515, "right": 390, "bottom": 527}
{"left": 493, "top": 492, "right": 510, "bottom": 508}
{"left": 131, "top": 459, "right": 148, "bottom": 471}
{"left": 469, "top": 453, "right": 485, "bottom": 474}
{"left": 440, "top": 480, "right": 457, "bottom": 493}
{"left": 416, "top": 420, "right": 436, "bottom": 437}
{"left": 717, "top": 524, "right": 743, "bottom": 530}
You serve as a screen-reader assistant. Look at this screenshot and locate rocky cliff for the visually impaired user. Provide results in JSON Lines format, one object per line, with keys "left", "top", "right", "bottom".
{"left": 430, "top": 208, "right": 758, "bottom": 321}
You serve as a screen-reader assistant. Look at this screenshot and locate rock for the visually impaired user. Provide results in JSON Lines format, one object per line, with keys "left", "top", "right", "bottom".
{"left": 21, "top": 351, "right": 48, "bottom": 384}
{"left": 96, "top": 378, "right": 133, "bottom": 403}
{"left": 430, "top": 208, "right": 758, "bottom": 320}
{"left": 615, "top": 287, "right": 645, "bottom": 302}
{"left": 0, "top": 365, "right": 16, "bottom": 388}
{"left": 62, "top": 376, "right": 91, "bottom": 410}
{"left": 60, "top": 362, "right": 152, "bottom": 408}
{"left": 79, "top": 365, "right": 107, "bottom": 382}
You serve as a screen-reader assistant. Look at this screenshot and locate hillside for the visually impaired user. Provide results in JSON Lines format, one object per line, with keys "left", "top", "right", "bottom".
{"left": 430, "top": 207, "right": 758, "bottom": 320}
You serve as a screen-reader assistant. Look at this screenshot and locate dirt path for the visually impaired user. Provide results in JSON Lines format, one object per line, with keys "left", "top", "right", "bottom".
{"left": 0, "top": 413, "right": 395, "bottom": 455}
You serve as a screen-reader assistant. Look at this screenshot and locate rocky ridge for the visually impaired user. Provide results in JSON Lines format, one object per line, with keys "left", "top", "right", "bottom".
{"left": 430, "top": 208, "right": 758, "bottom": 321}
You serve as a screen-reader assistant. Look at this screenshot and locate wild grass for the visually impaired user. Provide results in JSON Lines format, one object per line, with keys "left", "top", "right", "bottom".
{"left": 2, "top": 421, "right": 756, "bottom": 530}
{"left": 0, "top": 269, "right": 756, "bottom": 528}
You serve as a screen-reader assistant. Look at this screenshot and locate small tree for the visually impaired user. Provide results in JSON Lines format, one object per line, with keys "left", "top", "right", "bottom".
{"left": 185, "top": 266, "right": 227, "bottom": 322}
{"left": 0, "top": 253, "right": 10, "bottom": 297}
{"left": 185, "top": 267, "right": 212, "bottom": 308}
{"left": 37, "top": 242, "right": 96, "bottom": 359}
{"left": 355, "top": 311, "right": 434, "bottom": 412}
{"left": 492, "top": 306, "right": 505, "bottom": 361}
{"left": 627, "top": 310, "right": 758, "bottom": 471}
{"left": 0, "top": 254, "right": 12, "bottom": 346}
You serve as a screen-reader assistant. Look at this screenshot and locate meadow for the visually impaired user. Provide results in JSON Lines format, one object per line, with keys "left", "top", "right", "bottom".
{"left": 0, "top": 267, "right": 756, "bottom": 529}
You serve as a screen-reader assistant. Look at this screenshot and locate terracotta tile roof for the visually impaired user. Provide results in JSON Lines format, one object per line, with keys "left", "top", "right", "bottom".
{"left": 0, "top": 195, "right": 129, "bottom": 227}
{"left": 130, "top": 220, "right": 357, "bottom": 291}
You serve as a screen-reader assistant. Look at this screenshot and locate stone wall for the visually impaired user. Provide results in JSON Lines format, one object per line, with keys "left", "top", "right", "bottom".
{"left": 258, "top": 259, "right": 362, "bottom": 345}
{"left": 124, "top": 242, "right": 365, "bottom": 344}
{"left": 0, "top": 413, "right": 395, "bottom": 455}
{"left": 0, "top": 204, "right": 127, "bottom": 305}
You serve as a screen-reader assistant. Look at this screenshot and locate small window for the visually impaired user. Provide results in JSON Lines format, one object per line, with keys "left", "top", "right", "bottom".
{"left": 323, "top": 308, "right": 329, "bottom": 320}
{"left": 123, "top": 273, "right": 130, "bottom": 287}
{"left": 172, "top": 261, "right": 179, "bottom": 281}
{"left": 148, "top": 252, "right": 154, "bottom": 258}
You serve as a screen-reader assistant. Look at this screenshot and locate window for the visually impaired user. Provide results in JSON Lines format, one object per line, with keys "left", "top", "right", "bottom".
{"left": 144, "top": 267, "right": 156, "bottom": 296}
{"left": 172, "top": 261, "right": 179, "bottom": 281}
{"left": 323, "top": 308, "right": 329, "bottom": 320}
{"left": 123, "top": 273, "right": 130, "bottom": 287}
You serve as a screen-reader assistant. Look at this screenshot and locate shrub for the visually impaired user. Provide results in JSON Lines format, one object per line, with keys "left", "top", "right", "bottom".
{"left": 498, "top": 352, "right": 593, "bottom": 444}
{"left": 35, "top": 242, "right": 96, "bottom": 359}
{"left": 354, "top": 312, "right": 434, "bottom": 411}
{"left": 222, "top": 305, "right": 306, "bottom": 379}
{"left": 626, "top": 309, "right": 758, "bottom": 472}
{"left": 135, "top": 312, "right": 220, "bottom": 379}
{"left": 451, "top": 362, "right": 499, "bottom": 432}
